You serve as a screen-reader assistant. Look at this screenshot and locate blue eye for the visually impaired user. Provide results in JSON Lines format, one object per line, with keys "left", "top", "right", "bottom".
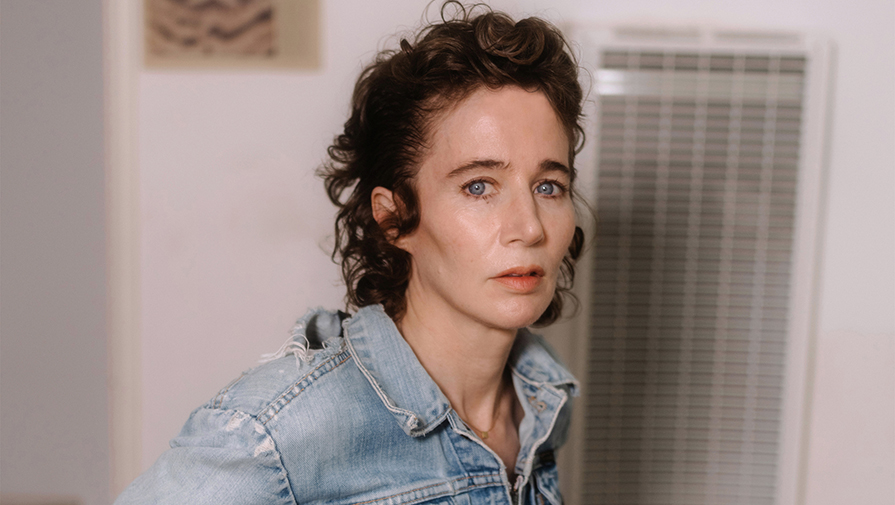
{"left": 536, "top": 182, "right": 557, "bottom": 195}
{"left": 467, "top": 181, "right": 487, "bottom": 196}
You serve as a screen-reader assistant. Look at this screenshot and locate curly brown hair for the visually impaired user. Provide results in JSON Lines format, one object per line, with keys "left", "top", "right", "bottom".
{"left": 320, "top": 2, "right": 585, "bottom": 326}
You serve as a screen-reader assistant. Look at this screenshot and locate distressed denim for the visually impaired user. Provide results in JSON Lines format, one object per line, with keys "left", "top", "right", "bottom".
{"left": 114, "top": 305, "right": 578, "bottom": 504}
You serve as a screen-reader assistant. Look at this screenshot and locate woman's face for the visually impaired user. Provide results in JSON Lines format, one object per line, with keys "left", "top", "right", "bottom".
{"left": 387, "top": 86, "right": 576, "bottom": 331}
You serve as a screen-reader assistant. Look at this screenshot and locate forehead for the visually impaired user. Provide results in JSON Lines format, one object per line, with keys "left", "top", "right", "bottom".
{"left": 420, "top": 86, "right": 570, "bottom": 171}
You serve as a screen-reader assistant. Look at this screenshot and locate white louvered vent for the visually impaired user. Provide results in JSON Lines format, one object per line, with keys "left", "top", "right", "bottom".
{"left": 560, "top": 27, "right": 832, "bottom": 505}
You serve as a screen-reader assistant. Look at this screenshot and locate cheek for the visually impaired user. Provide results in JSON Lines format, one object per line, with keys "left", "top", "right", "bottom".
{"left": 440, "top": 212, "right": 498, "bottom": 263}
{"left": 400, "top": 205, "right": 486, "bottom": 265}
{"left": 549, "top": 204, "right": 577, "bottom": 261}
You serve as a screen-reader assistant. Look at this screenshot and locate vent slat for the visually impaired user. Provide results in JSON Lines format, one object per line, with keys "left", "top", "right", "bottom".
{"left": 582, "top": 48, "right": 805, "bottom": 504}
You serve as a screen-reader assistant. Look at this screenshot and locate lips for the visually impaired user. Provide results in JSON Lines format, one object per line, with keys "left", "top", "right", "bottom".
{"left": 493, "top": 266, "right": 545, "bottom": 292}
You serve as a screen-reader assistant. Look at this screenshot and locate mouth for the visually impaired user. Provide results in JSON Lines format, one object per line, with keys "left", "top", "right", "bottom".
{"left": 493, "top": 266, "right": 545, "bottom": 292}
{"left": 496, "top": 266, "right": 545, "bottom": 278}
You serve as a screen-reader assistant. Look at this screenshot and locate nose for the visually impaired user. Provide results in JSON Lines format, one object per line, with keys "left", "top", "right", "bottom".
{"left": 501, "top": 192, "right": 545, "bottom": 246}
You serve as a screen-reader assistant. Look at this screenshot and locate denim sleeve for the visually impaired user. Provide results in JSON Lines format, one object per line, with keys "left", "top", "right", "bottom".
{"left": 113, "top": 407, "right": 296, "bottom": 505}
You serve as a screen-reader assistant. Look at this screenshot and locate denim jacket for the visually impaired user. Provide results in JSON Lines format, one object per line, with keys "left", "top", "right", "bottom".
{"left": 115, "top": 305, "right": 579, "bottom": 504}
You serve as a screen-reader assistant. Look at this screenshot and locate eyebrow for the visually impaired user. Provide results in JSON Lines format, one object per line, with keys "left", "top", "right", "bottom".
{"left": 447, "top": 159, "right": 506, "bottom": 178}
{"left": 541, "top": 159, "right": 571, "bottom": 176}
{"left": 447, "top": 158, "right": 571, "bottom": 178}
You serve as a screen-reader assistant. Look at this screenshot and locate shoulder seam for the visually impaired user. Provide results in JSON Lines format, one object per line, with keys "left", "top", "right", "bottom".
{"left": 257, "top": 350, "right": 352, "bottom": 425}
{"left": 246, "top": 410, "right": 299, "bottom": 504}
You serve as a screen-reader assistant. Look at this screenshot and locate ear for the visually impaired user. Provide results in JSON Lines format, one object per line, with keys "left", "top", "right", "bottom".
{"left": 371, "top": 186, "right": 398, "bottom": 229}
{"left": 372, "top": 186, "right": 414, "bottom": 252}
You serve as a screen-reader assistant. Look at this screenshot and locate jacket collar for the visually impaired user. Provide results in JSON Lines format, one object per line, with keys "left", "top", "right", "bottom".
{"left": 342, "top": 304, "right": 578, "bottom": 437}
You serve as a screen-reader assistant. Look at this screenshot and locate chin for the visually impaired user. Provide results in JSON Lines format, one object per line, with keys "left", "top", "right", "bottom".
{"left": 482, "top": 297, "right": 552, "bottom": 330}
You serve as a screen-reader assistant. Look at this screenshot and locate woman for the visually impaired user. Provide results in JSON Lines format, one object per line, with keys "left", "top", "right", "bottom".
{"left": 115, "top": 3, "right": 585, "bottom": 504}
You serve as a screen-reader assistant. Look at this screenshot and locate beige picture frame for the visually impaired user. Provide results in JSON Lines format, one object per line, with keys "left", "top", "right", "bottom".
{"left": 144, "top": 0, "right": 319, "bottom": 70}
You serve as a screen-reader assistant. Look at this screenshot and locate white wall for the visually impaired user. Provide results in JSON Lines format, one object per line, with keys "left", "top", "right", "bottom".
{"left": 135, "top": 0, "right": 894, "bottom": 502}
{"left": 0, "top": 1, "right": 110, "bottom": 503}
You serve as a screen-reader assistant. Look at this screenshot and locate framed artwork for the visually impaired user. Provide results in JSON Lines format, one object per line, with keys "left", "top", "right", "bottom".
{"left": 144, "top": 0, "right": 319, "bottom": 69}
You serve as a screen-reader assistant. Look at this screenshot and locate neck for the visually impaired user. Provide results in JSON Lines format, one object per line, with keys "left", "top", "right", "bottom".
{"left": 397, "top": 293, "right": 518, "bottom": 428}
